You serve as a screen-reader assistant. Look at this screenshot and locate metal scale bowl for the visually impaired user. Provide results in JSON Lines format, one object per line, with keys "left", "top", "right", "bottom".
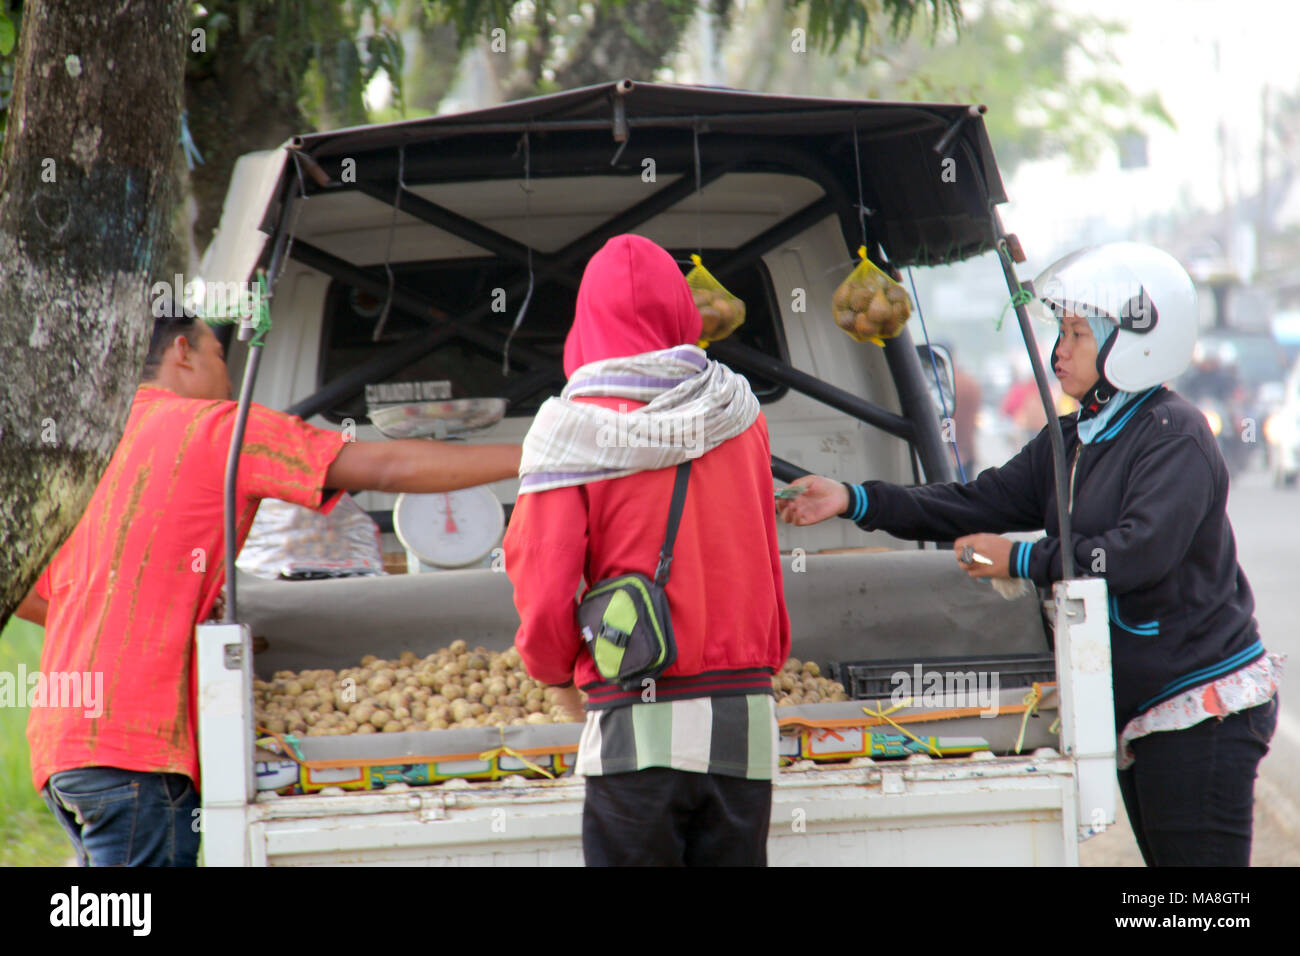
{"left": 368, "top": 397, "right": 509, "bottom": 570}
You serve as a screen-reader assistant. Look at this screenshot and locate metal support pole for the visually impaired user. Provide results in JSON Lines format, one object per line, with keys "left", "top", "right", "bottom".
{"left": 990, "top": 206, "right": 1074, "bottom": 579}
{"left": 710, "top": 339, "right": 914, "bottom": 439}
{"left": 223, "top": 178, "right": 300, "bottom": 622}
{"left": 221, "top": 344, "right": 262, "bottom": 623}
{"left": 883, "top": 327, "right": 956, "bottom": 483}
{"left": 771, "top": 456, "right": 811, "bottom": 483}
{"left": 355, "top": 181, "right": 571, "bottom": 285}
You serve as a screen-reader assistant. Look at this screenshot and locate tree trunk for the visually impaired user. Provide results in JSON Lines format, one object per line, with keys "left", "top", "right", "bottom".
{"left": 0, "top": 0, "right": 187, "bottom": 625}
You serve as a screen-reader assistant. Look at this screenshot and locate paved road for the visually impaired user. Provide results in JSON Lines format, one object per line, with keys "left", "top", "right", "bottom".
{"left": 1081, "top": 465, "right": 1300, "bottom": 866}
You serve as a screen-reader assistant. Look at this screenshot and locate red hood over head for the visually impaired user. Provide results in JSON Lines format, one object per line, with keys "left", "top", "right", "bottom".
{"left": 563, "top": 234, "right": 702, "bottom": 377}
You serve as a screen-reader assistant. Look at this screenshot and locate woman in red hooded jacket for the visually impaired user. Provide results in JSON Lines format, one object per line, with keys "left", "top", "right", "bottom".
{"left": 504, "top": 233, "right": 791, "bottom": 866}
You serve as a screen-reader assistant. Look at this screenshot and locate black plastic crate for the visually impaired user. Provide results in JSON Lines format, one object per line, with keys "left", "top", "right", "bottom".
{"left": 826, "top": 653, "right": 1057, "bottom": 701}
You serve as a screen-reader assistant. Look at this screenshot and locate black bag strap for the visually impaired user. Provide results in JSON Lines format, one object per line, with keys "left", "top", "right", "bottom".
{"left": 653, "top": 460, "right": 692, "bottom": 586}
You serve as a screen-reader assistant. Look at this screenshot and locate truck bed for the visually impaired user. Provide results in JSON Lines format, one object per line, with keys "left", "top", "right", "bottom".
{"left": 201, "top": 563, "right": 1112, "bottom": 867}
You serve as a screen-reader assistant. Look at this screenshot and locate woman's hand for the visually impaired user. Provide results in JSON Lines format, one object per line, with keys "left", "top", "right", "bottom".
{"left": 953, "top": 533, "right": 1014, "bottom": 579}
{"left": 776, "top": 475, "right": 850, "bottom": 526}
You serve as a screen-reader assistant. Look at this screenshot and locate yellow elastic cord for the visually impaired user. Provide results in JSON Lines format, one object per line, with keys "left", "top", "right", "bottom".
{"left": 692, "top": 254, "right": 708, "bottom": 347}
{"left": 861, "top": 698, "right": 942, "bottom": 757}
{"left": 1015, "top": 685, "right": 1043, "bottom": 754}
{"left": 479, "top": 727, "right": 556, "bottom": 779}
{"left": 257, "top": 727, "right": 307, "bottom": 763}
{"left": 1049, "top": 716, "right": 1062, "bottom": 735}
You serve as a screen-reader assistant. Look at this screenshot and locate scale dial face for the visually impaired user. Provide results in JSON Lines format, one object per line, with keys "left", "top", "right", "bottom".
{"left": 393, "top": 486, "right": 504, "bottom": 569}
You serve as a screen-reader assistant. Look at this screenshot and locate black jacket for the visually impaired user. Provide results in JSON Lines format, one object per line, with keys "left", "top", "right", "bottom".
{"left": 847, "top": 386, "right": 1265, "bottom": 730}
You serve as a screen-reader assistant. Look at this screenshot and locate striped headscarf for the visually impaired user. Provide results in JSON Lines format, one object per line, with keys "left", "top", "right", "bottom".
{"left": 518, "top": 345, "right": 759, "bottom": 493}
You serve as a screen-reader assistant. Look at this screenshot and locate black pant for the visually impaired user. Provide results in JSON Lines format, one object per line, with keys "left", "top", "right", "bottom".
{"left": 583, "top": 767, "right": 772, "bottom": 866}
{"left": 1118, "top": 697, "right": 1278, "bottom": 866}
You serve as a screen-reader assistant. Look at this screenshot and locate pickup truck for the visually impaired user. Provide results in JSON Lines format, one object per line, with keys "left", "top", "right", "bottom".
{"left": 194, "top": 81, "right": 1116, "bottom": 866}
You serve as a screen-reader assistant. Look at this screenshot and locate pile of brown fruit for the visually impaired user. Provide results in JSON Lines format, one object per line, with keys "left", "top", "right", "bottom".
{"left": 254, "top": 641, "right": 584, "bottom": 736}
{"left": 831, "top": 270, "right": 912, "bottom": 343}
{"left": 772, "top": 657, "right": 850, "bottom": 707}
{"left": 691, "top": 286, "right": 745, "bottom": 343}
{"left": 254, "top": 647, "right": 852, "bottom": 735}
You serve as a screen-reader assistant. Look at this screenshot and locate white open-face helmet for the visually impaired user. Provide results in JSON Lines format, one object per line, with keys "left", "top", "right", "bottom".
{"left": 1029, "top": 242, "right": 1199, "bottom": 392}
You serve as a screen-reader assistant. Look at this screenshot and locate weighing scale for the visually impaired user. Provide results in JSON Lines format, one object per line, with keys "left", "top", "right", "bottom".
{"left": 368, "top": 397, "right": 509, "bottom": 571}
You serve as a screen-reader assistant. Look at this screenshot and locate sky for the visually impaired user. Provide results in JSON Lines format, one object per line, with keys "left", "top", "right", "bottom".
{"left": 1003, "top": 0, "right": 1300, "bottom": 272}
{"left": 900, "top": 0, "right": 1300, "bottom": 352}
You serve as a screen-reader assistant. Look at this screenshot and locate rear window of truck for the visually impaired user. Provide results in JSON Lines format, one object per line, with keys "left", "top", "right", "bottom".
{"left": 317, "top": 251, "right": 789, "bottom": 424}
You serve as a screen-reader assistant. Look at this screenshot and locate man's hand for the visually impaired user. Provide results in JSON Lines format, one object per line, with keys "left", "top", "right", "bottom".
{"left": 776, "top": 475, "right": 850, "bottom": 526}
{"left": 953, "top": 533, "right": 1013, "bottom": 580}
{"left": 325, "top": 440, "right": 521, "bottom": 495}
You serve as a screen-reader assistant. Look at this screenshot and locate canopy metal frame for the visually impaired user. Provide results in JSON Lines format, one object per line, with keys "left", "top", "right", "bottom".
{"left": 278, "top": 132, "right": 955, "bottom": 486}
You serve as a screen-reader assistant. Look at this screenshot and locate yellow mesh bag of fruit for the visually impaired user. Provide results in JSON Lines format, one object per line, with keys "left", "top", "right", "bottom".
{"left": 831, "top": 246, "right": 912, "bottom": 346}
{"left": 686, "top": 254, "right": 746, "bottom": 347}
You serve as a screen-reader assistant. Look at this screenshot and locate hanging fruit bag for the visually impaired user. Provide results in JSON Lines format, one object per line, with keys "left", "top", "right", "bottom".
{"left": 686, "top": 254, "right": 746, "bottom": 347}
{"left": 832, "top": 246, "right": 913, "bottom": 346}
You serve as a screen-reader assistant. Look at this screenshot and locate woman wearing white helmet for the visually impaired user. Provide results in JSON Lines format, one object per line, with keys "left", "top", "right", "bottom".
{"left": 779, "top": 242, "right": 1282, "bottom": 866}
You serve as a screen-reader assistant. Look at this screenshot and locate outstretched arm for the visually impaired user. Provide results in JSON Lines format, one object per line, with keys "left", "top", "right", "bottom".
{"left": 325, "top": 440, "right": 521, "bottom": 495}
{"left": 779, "top": 433, "right": 1047, "bottom": 542}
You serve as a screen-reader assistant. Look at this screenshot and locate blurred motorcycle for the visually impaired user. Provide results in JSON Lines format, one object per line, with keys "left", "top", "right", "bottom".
{"left": 1197, "top": 397, "right": 1251, "bottom": 476}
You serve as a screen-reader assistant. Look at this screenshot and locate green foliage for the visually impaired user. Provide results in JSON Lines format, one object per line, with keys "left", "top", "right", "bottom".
{"left": 800, "top": 0, "right": 960, "bottom": 58}
{"left": 0, "top": 11, "right": 15, "bottom": 56}
{"left": 0, "top": 1, "right": 19, "bottom": 144}
{"left": 425, "top": 0, "right": 513, "bottom": 51}
{"left": 0, "top": 617, "right": 72, "bottom": 867}
{"left": 186, "top": 1, "right": 405, "bottom": 130}
{"left": 754, "top": 0, "right": 1171, "bottom": 175}
{"left": 896, "top": 1, "right": 1172, "bottom": 171}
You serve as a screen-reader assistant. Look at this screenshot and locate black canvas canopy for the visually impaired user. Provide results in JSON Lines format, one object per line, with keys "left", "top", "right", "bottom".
{"left": 283, "top": 80, "right": 1008, "bottom": 269}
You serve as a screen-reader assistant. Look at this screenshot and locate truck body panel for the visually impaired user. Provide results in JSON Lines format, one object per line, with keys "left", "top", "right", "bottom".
{"left": 238, "top": 756, "right": 1080, "bottom": 867}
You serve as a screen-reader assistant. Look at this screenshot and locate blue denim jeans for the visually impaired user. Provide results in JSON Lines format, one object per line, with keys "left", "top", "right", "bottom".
{"left": 1118, "top": 696, "right": 1278, "bottom": 866}
{"left": 41, "top": 767, "right": 201, "bottom": 867}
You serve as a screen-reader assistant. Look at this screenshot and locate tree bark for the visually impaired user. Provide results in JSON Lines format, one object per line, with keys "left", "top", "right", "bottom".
{"left": 0, "top": 0, "right": 188, "bottom": 625}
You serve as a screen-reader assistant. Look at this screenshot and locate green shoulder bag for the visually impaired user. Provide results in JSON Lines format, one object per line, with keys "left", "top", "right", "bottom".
{"left": 576, "top": 461, "right": 691, "bottom": 691}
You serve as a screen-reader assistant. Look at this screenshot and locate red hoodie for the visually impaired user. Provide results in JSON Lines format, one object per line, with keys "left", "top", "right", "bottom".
{"left": 504, "top": 234, "right": 790, "bottom": 703}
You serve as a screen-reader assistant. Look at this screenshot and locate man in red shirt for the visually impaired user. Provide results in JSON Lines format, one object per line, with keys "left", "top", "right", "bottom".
{"left": 505, "top": 235, "right": 790, "bottom": 866}
{"left": 15, "top": 311, "right": 520, "bottom": 866}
